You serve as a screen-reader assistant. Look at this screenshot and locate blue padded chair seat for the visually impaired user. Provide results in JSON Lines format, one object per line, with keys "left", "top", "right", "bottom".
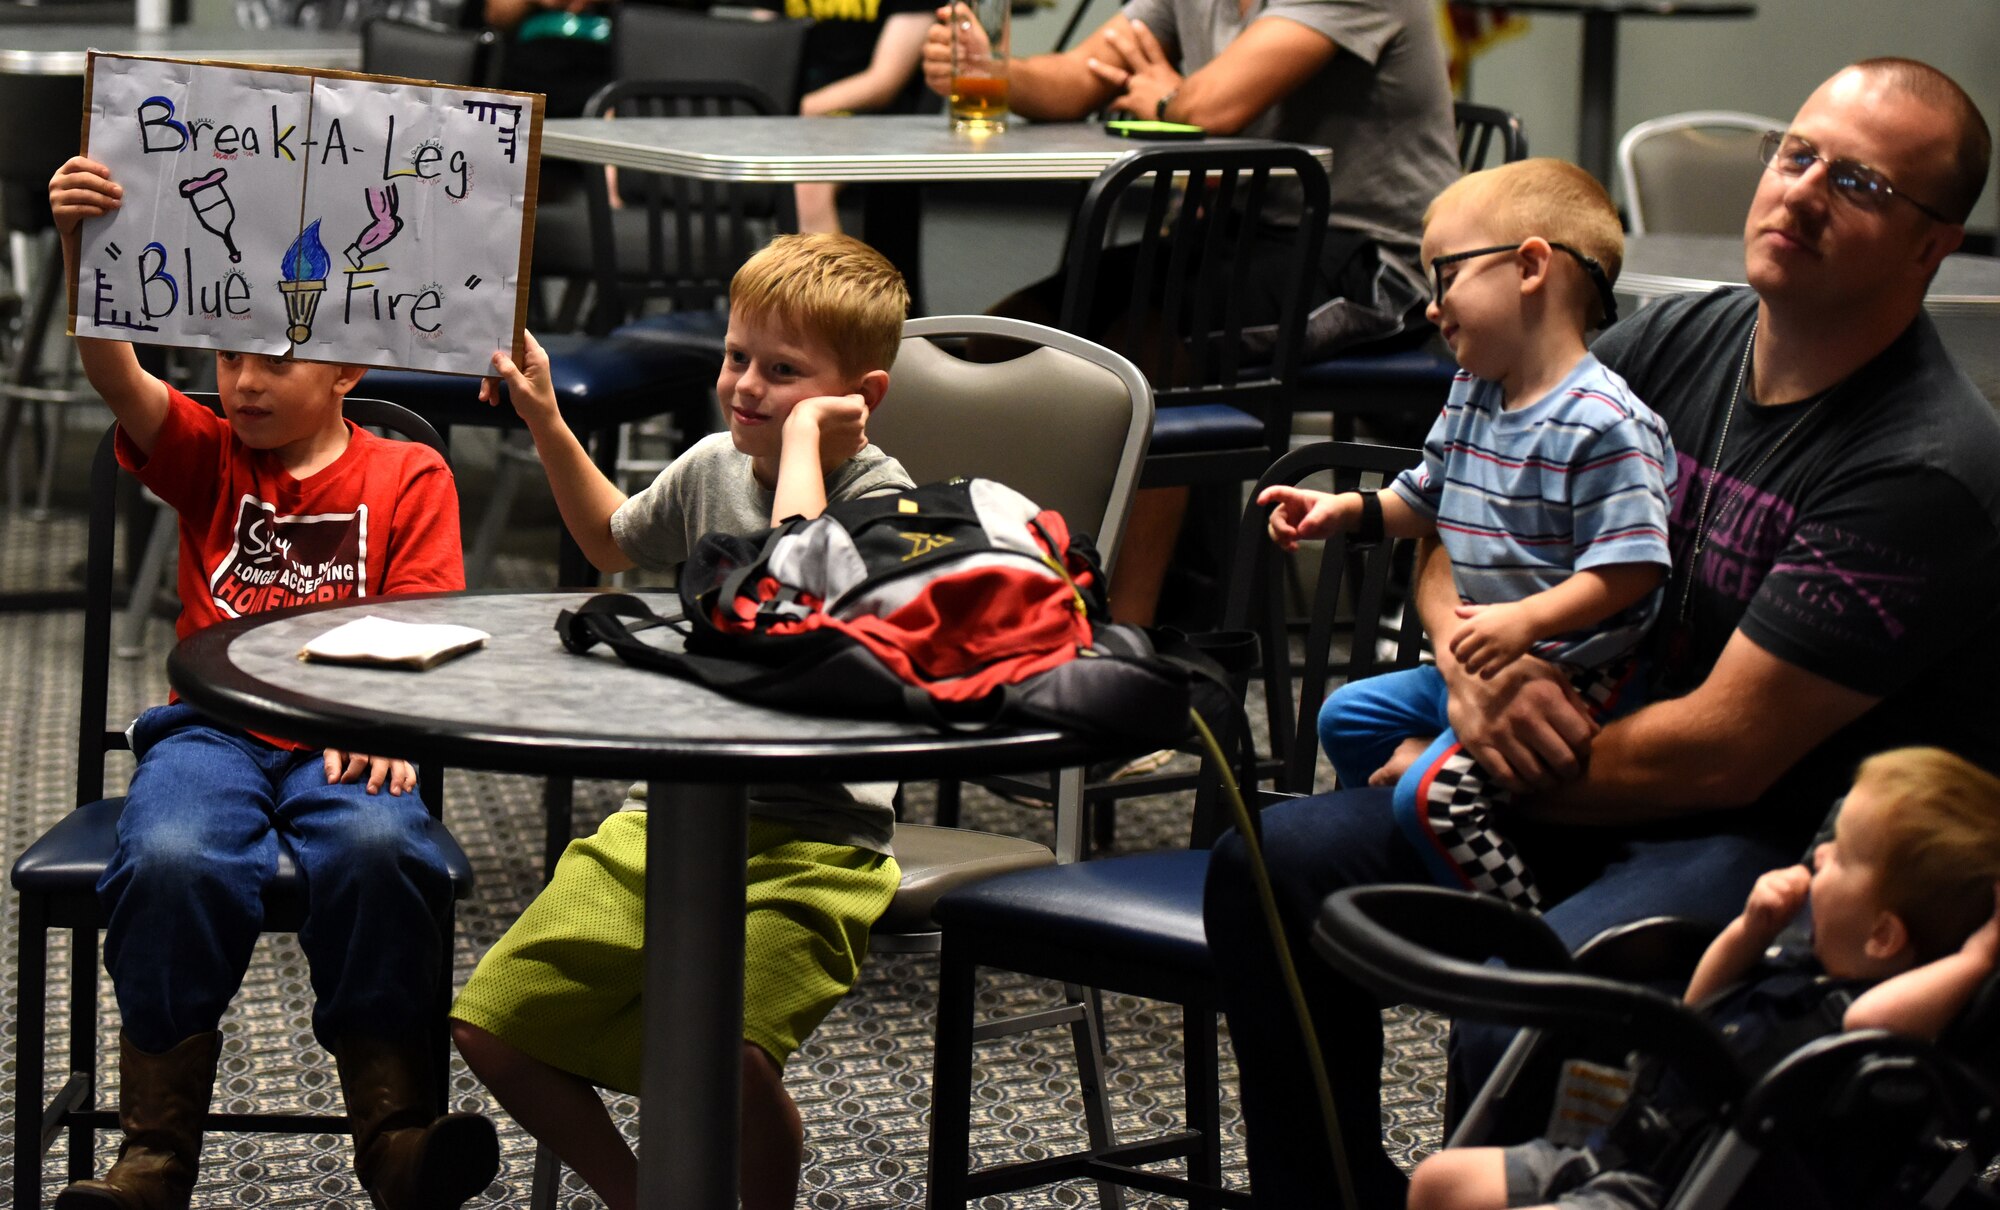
{"left": 932, "top": 849, "right": 1213, "bottom": 989}
{"left": 1298, "top": 345, "right": 1458, "bottom": 390}
{"left": 1149, "top": 405, "right": 1265, "bottom": 455}
{"left": 613, "top": 308, "right": 730, "bottom": 354}
{"left": 359, "top": 332, "right": 716, "bottom": 432}
{"left": 11, "top": 798, "right": 477, "bottom": 920}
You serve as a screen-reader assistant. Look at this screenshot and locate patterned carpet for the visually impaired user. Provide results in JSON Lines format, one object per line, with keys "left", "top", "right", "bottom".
{"left": 0, "top": 485, "right": 1447, "bottom": 1208}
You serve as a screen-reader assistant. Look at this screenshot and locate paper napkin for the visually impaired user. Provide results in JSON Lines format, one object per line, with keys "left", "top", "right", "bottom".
{"left": 298, "top": 615, "right": 489, "bottom": 670}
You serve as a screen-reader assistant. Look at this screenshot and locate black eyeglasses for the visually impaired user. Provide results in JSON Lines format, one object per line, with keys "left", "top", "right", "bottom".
{"left": 1429, "top": 242, "right": 1619, "bottom": 326}
{"left": 1758, "top": 131, "right": 1954, "bottom": 224}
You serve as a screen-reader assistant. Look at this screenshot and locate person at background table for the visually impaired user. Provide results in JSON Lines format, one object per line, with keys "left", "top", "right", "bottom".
{"left": 794, "top": 0, "right": 939, "bottom": 235}
{"left": 452, "top": 233, "right": 914, "bottom": 1210}
{"left": 923, "top": 0, "right": 1457, "bottom": 625}
{"left": 46, "top": 158, "right": 495, "bottom": 1210}
{"left": 1412, "top": 747, "right": 2000, "bottom": 1210}
{"left": 1271, "top": 158, "right": 1674, "bottom": 913}
{"left": 1204, "top": 57, "right": 2000, "bottom": 1209}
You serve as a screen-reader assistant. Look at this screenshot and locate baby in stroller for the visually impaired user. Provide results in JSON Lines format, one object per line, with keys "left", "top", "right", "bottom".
{"left": 1407, "top": 745, "right": 2000, "bottom": 1210}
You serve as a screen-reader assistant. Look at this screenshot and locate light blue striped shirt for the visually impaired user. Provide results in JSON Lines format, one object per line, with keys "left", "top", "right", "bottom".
{"left": 1390, "top": 354, "right": 1677, "bottom": 669}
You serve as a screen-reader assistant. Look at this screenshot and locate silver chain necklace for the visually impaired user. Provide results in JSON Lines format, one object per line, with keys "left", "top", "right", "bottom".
{"left": 1677, "top": 318, "right": 1833, "bottom": 623}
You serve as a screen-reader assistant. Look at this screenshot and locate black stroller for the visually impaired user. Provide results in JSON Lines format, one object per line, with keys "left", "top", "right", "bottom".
{"left": 1313, "top": 884, "right": 2000, "bottom": 1209}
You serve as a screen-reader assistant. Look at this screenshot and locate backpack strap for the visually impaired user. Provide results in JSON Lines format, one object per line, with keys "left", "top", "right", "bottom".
{"left": 557, "top": 591, "right": 904, "bottom": 710}
{"left": 901, "top": 684, "right": 1011, "bottom": 733}
{"left": 554, "top": 593, "right": 778, "bottom": 693}
{"left": 555, "top": 592, "right": 686, "bottom": 653}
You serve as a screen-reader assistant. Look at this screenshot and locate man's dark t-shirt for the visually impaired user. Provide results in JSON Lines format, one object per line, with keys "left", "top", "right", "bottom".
{"left": 1591, "top": 288, "right": 2000, "bottom": 839}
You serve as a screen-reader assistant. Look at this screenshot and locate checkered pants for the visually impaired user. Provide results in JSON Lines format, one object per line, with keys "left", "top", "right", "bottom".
{"left": 1403, "top": 660, "right": 1636, "bottom": 912}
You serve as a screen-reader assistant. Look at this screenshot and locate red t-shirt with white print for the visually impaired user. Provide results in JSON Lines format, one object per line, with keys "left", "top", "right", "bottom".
{"left": 117, "top": 386, "right": 464, "bottom": 743}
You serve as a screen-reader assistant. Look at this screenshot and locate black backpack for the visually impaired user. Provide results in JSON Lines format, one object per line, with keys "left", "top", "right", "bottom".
{"left": 557, "top": 478, "right": 1237, "bottom": 745}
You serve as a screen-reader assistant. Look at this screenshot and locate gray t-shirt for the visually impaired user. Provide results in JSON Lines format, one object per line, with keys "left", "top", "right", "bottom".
{"left": 607, "top": 432, "right": 917, "bottom": 855}
{"left": 612, "top": 432, "right": 913, "bottom": 569}
{"left": 1120, "top": 0, "right": 1459, "bottom": 255}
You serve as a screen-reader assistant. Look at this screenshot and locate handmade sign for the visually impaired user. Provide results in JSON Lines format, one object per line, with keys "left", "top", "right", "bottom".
{"left": 70, "top": 52, "right": 543, "bottom": 376}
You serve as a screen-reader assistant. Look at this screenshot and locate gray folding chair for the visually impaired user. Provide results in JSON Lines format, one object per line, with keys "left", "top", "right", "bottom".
{"left": 1618, "top": 111, "right": 1783, "bottom": 236}
{"left": 871, "top": 313, "right": 1153, "bottom": 933}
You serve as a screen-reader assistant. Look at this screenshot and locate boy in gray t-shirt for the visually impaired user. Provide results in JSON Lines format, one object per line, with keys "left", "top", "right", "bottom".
{"left": 452, "top": 233, "right": 914, "bottom": 1210}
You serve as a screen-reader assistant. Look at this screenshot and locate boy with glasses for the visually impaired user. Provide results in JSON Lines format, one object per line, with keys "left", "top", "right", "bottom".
{"left": 1260, "top": 157, "right": 1674, "bottom": 909}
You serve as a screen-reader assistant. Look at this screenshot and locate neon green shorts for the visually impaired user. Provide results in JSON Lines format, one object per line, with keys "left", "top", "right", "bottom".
{"left": 451, "top": 811, "right": 899, "bottom": 1093}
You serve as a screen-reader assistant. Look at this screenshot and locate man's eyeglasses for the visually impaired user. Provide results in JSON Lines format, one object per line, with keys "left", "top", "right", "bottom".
{"left": 1429, "top": 242, "right": 1619, "bottom": 326}
{"left": 1757, "top": 131, "right": 1955, "bottom": 224}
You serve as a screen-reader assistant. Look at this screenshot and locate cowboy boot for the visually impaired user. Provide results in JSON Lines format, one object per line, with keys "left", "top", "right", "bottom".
{"left": 53, "top": 1030, "right": 221, "bottom": 1210}
{"left": 335, "top": 1035, "right": 499, "bottom": 1210}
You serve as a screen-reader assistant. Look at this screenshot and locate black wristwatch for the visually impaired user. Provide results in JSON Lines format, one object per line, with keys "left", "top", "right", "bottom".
{"left": 1355, "top": 491, "right": 1385, "bottom": 543}
{"left": 1156, "top": 89, "right": 1179, "bottom": 121}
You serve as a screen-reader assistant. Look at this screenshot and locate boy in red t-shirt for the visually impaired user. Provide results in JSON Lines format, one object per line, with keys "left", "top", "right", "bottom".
{"left": 47, "top": 157, "right": 496, "bottom": 1210}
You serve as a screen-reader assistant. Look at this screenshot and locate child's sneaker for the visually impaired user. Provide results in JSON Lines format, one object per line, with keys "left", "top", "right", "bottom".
{"left": 1090, "top": 747, "right": 1177, "bottom": 783}
{"left": 994, "top": 748, "right": 1180, "bottom": 808}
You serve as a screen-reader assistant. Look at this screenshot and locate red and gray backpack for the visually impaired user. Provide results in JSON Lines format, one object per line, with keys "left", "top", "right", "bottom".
{"left": 555, "top": 478, "right": 1224, "bottom": 743}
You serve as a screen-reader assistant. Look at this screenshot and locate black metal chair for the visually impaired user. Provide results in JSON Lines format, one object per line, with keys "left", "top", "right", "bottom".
{"left": 8, "top": 397, "right": 477, "bottom": 1208}
{"left": 1056, "top": 142, "right": 1331, "bottom": 492}
{"left": 527, "top": 5, "right": 810, "bottom": 332}
{"left": 934, "top": 143, "right": 1332, "bottom": 841}
{"left": 612, "top": 5, "right": 809, "bottom": 110}
{"left": 1313, "top": 885, "right": 2000, "bottom": 1209}
{"left": 360, "top": 14, "right": 500, "bottom": 86}
{"left": 923, "top": 440, "right": 1425, "bottom": 1209}
{"left": 1297, "top": 101, "right": 1530, "bottom": 443}
{"left": 582, "top": 79, "right": 794, "bottom": 346}
{"left": 1453, "top": 100, "right": 1529, "bottom": 170}
{"left": 0, "top": 67, "right": 92, "bottom": 537}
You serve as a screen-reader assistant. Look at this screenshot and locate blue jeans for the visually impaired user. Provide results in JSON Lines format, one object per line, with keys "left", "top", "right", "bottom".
{"left": 100, "top": 704, "right": 452, "bottom": 1053}
{"left": 1203, "top": 786, "right": 1798, "bottom": 1209}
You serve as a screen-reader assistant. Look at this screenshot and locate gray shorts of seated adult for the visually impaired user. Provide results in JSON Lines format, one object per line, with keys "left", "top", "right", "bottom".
{"left": 1503, "top": 1139, "right": 1666, "bottom": 1210}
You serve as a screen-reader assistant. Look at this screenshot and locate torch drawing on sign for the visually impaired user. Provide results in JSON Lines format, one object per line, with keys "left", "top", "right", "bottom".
{"left": 344, "top": 183, "right": 404, "bottom": 268}
{"left": 178, "top": 168, "right": 241, "bottom": 263}
{"left": 278, "top": 220, "right": 330, "bottom": 344}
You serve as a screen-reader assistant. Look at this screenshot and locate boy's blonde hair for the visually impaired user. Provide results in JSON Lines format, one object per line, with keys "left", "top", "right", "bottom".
{"left": 1424, "top": 158, "right": 1624, "bottom": 326}
{"left": 729, "top": 233, "right": 909, "bottom": 377}
{"left": 1855, "top": 747, "right": 2000, "bottom": 962}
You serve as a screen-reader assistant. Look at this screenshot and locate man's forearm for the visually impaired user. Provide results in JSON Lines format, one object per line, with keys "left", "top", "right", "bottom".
{"left": 1413, "top": 537, "right": 1464, "bottom": 661}
{"left": 1536, "top": 633, "right": 1875, "bottom": 822}
{"left": 1536, "top": 698, "right": 1766, "bottom": 822}
{"left": 1007, "top": 51, "right": 1118, "bottom": 121}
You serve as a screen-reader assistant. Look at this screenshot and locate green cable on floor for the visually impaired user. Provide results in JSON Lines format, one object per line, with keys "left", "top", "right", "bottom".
{"left": 1190, "top": 707, "right": 1358, "bottom": 1210}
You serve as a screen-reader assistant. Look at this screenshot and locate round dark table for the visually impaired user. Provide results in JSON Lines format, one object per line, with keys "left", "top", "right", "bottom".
{"left": 168, "top": 589, "right": 1138, "bottom": 1208}
{"left": 1454, "top": 0, "right": 1756, "bottom": 183}
{"left": 1621, "top": 233, "right": 2000, "bottom": 405}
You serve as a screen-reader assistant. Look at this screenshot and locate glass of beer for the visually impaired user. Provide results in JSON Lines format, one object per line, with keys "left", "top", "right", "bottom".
{"left": 949, "top": 0, "right": 1010, "bottom": 134}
